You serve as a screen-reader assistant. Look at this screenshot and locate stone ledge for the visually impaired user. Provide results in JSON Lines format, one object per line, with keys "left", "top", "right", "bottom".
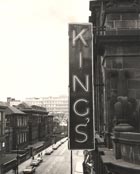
{"left": 97, "top": 35, "right": 140, "bottom": 45}
{"left": 99, "top": 147, "right": 140, "bottom": 174}
{"left": 105, "top": 7, "right": 140, "bottom": 14}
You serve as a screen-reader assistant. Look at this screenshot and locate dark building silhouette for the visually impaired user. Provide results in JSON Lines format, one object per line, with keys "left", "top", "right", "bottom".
{"left": 0, "top": 102, "right": 55, "bottom": 173}
{"left": 83, "top": 0, "right": 140, "bottom": 173}
{"left": 5, "top": 106, "right": 28, "bottom": 151}
{"left": 16, "top": 103, "right": 49, "bottom": 150}
{"left": 0, "top": 103, "right": 18, "bottom": 174}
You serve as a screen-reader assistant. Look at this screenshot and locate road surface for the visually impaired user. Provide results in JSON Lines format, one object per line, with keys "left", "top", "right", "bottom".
{"left": 35, "top": 141, "right": 84, "bottom": 174}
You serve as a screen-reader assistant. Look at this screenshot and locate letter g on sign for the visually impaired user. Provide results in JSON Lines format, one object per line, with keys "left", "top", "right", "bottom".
{"left": 73, "top": 99, "right": 89, "bottom": 117}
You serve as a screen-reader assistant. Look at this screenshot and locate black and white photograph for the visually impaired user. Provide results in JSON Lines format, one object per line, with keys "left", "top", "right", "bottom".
{"left": 0, "top": 0, "right": 140, "bottom": 174}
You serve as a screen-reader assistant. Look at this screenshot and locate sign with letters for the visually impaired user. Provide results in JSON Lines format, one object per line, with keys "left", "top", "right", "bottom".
{"left": 69, "top": 23, "right": 94, "bottom": 150}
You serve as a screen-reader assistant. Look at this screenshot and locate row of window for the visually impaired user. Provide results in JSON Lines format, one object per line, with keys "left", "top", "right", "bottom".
{"left": 17, "top": 132, "right": 27, "bottom": 144}
{"left": 0, "top": 112, "right": 5, "bottom": 136}
{"left": 0, "top": 122, "right": 5, "bottom": 136}
{"left": 17, "top": 117, "right": 27, "bottom": 127}
{"left": 0, "top": 112, "right": 3, "bottom": 121}
{"left": 27, "top": 101, "right": 68, "bottom": 105}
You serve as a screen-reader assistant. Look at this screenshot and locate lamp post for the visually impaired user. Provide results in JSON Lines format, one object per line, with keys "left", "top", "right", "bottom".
{"left": 70, "top": 151, "right": 73, "bottom": 174}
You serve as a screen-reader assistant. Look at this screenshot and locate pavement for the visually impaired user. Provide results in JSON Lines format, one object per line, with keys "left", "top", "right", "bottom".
{"left": 74, "top": 150, "right": 84, "bottom": 174}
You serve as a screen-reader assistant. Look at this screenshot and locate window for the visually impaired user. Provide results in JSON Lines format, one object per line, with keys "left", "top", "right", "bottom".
{"left": 22, "top": 117, "right": 24, "bottom": 126}
{"left": 0, "top": 112, "right": 4, "bottom": 135}
{"left": 22, "top": 133, "right": 24, "bottom": 142}
{"left": 2, "top": 142, "right": 5, "bottom": 147}
{"left": 20, "top": 133, "right": 22, "bottom": 143}
{"left": 23, "top": 133, "right": 25, "bottom": 142}
{"left": 19, "top": 117, "right": 22, "bottom": 127}
{"left": 25, "top": 118, "right": 27, "bottom": 126}
{"left": 0, "top": 112, "right": 1, "bottom": 121}
{"left": 25, "top": 133, "right": 27, "bottom": 142}
{"left": 17, "top": 134, "right": 20, "bottom": 144}
{"left": 17, "top": 118, "right": 20, "bottom": 127}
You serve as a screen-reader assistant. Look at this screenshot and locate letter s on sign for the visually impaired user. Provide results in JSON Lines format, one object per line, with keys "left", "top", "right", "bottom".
{"left": 73, "top": 99, "right": 89, "bottom": 117}
{"left": 75, "top": 118, "right": 90, "bottom": 143}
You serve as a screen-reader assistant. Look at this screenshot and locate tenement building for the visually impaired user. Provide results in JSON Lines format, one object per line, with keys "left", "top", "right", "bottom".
{"left": 0, "top": 103, "right": 17, "bottom": 174}
{"left": 84, "top": 0, "right": 140, "bottom": 174}
{"left": 0, "top": 103, "right": 54, "bottom": 174}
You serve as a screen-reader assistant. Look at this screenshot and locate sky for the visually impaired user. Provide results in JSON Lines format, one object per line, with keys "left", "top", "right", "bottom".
{"left": 0, "top": 0, "right": 90, "bottom": 101}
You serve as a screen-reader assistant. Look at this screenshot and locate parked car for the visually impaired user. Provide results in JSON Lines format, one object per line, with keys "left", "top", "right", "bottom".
{"left": 52, "top": 143, "right": 59, "bottom": 150}
{"left": 60, "top": 138, "right": 65, "bottom": 144}
{"left": 30, "top": 159, "right": 40, "bottom": 167}
{"left": 45, "top": 147, "right": 53, "bottom": 155}
{"left": 23, "top": 166, "right": 36, "bottom": 174}
{"left": 36, "top": 156, "right": 43, "bottom": 163}
{"left": 57, "top": 141, "right": 61, "bottom": 147}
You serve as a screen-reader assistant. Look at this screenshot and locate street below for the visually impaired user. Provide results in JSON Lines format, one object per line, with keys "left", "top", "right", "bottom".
{"left": 6, "top": 139, "right": 84, "bottom": 174}
{"left": 35, "top": 141, "right": 84, "bottom": 174}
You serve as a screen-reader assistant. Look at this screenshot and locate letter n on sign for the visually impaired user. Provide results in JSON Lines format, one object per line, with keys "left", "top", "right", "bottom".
{"left": 68, "top": 23, "right": 95, "bottom": 150}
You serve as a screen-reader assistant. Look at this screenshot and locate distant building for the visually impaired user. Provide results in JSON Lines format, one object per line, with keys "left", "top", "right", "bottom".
{"left": 25, "top": 95, "right": 68, "bottom": 121}
{"left": 8, "top": 96, "right": 68, "bottom": 121}
{"left": 7, "top": 97, "right": 21, "bottom": 106}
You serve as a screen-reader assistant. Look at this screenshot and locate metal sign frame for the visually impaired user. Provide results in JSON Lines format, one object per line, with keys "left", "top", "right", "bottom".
{"left": 69, "top": 23, "right": 95, "bottom": 150}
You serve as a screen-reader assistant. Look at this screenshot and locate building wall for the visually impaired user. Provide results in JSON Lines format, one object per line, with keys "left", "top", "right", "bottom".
{"left": 47, "top": 115, "right": 53, "bottom": 137}
{"left": 5, "top": 114, "right": 29, "bottom": 151}
{"left": 88, "top": 1, "right": 140, "bottom": 174}
{"left": 0, "top": 107, "right": 6, "bottom": 155}
{"left": 2, "top": 104, "right": 55, "bottom": 173}
{"left": 28, "top": 113, "right": 41, "bottom": 144}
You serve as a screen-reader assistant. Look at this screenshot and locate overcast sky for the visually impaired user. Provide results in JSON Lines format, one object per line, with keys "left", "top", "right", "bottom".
{"left": 0, "top": 0, "right": 90, "bottom": 101}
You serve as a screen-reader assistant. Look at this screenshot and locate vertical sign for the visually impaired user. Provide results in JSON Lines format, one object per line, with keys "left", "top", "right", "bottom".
{"left": 69, "top": 23, "right": 94, "bottom": 150}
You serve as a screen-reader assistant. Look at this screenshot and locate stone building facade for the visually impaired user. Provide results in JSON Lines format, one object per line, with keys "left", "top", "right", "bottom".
{"left": 5, "top": 106, "right": 28, "bottom": 151}
{"left": 0, "top": 103, "right": 17, "bottom": 174}
{"left": 84, "top": 0, "right": 140, "bottom": 174}
{"left": 17, "top": 103, "right": 49, "bottom": 145}
{"left": 0, "top": 103, "right": 54, "bottom": 173}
